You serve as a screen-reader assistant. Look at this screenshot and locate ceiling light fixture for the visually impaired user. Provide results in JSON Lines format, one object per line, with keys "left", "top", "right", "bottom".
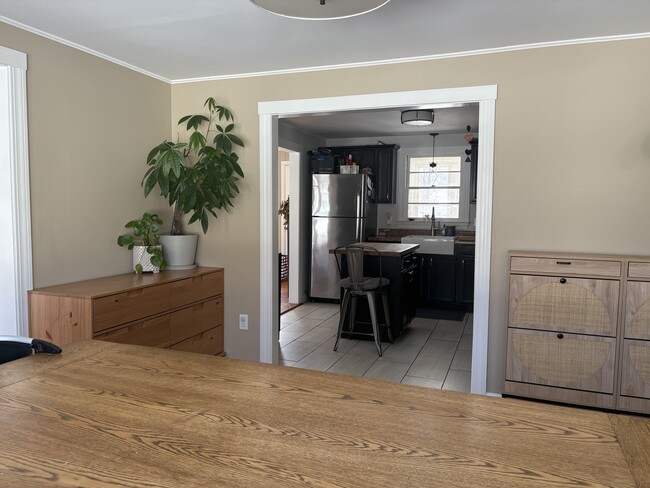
{"left": 250, "top": 0, "right": 390, "bottom": 20}
{"left": 401, "top": 109, "right": 434, "bottom": 126}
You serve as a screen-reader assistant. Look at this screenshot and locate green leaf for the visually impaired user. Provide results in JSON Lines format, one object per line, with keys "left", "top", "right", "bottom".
{"left": 228, "top": 134, "right": 244, "bottom": 148}
{"left": 184, "top": 114, "right": 210, "bottom": 131}
{"left": 135, "top": 263, "right": 143, "bottom": 274}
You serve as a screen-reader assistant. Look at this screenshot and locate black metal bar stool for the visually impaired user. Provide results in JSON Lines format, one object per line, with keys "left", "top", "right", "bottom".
{"left": 334, "top": 245, "right": 393, "bottom": 356}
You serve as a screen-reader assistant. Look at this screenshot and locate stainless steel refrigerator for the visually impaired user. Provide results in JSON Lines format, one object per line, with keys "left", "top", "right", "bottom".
{"left": 310, "top": 174, "right": 377, "bottom": 300}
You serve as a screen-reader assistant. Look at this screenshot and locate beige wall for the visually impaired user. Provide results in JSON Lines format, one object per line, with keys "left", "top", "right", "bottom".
{"left": 172, "top": 38, "right": 650, "bottom": 390}
{"left": 4, "top": 19, "right": 648, "bottom": 392}
{"left": 0, "top": 23, "right": 171, "bottom": 287}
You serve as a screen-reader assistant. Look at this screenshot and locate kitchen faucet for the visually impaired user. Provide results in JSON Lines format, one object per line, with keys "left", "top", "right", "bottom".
{"left": 430, "top": 206, "right": 436, "bottom": 235}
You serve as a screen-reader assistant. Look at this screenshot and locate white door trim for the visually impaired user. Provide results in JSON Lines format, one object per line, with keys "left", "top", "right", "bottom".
{"left": 0, "top": 46, "right": 32, "bottom": 336}
{"left": 259, "top": 85, "right": 496, "bottom": 395}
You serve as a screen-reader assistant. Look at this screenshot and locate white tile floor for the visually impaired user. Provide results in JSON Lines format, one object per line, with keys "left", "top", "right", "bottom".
{"left": 279, "top": 302, "right": 473, "bottom": 392}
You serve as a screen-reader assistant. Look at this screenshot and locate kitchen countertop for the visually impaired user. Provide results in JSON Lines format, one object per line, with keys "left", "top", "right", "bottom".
{"left": 367, "top": 235, "right": 475, "bottom": 245}
{"left": 332, "top": 242, "right": 419, "bottom": 257}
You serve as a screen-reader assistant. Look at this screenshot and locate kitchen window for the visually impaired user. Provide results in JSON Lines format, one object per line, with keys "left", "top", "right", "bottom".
{"left": 398, "top": 148, "right": 469, "bottom": 223}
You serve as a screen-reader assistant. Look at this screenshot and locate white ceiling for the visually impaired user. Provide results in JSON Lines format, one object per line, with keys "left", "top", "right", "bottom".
{"left": 2, "top": 1, "right": 647, "bottom": 138}
{"left": 1, "top": 0, "right": 649, "bottom": 82}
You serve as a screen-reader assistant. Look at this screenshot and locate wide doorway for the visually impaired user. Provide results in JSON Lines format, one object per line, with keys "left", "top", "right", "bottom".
{"left": 259, "top": 86, "right": 496, "bottom": 395}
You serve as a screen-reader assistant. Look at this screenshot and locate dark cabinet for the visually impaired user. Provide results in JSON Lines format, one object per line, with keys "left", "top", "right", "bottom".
{"left": 400, "top": 253, "right": 419, "bottom": 327}
{"left": 416, "top": 245, "right": 475, "bottom": 310}
{"left": 417, "top": 254, "right": 457, "bottom": 306}
{"left": 469, "top": 138, "right": 479, "bottom": 203}
{"left": 455, "top": 244, "right": 475, "bottom": 306}
{"left": 324, "top": 144, "right": 399, "bottom": 203}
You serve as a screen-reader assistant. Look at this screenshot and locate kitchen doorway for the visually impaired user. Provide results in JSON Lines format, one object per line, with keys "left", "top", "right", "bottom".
{"left": 259, "top": 85, "right": 496, "bottom": 395}
{"left": 278, "top": 147, "right": 300, "bottom": 315}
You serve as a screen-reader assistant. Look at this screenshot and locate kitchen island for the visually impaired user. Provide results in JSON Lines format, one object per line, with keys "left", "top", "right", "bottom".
{"left": 332, "top": 242, "right": 419, "bottom": 340}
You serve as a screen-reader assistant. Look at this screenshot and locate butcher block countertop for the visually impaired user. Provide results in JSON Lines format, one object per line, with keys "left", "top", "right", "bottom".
{"left": 332, "top": 242, "right": 419, "bottom": 257}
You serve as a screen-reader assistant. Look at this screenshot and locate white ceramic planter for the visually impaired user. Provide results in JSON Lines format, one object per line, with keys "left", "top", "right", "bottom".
{"left": 132, "top": 245, "right": 161, "bottom": 273}
{"left": 158, "top": 234, "right": 198, "bottom": 270}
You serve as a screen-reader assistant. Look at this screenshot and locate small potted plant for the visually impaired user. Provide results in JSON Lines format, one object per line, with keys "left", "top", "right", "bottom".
{"left": 142, "top": 97, "right": 245, "bottom": 269}
{"left": 117, "top": 212, "right": 167, "bottom": 274}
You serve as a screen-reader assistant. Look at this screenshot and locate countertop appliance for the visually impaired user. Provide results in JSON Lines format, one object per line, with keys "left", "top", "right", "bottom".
{"left": 310, "top": 174, "right": 377, "bottom": 300}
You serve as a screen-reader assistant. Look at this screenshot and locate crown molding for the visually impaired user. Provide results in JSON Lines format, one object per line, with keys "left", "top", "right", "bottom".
{"left": 172, "top": 32, "right": 650, "bottom": 84}
{"left": 1, "top": 15, "right": 648, "bottom": 85}
{"left": 0, "top": 16, "right": 171, "bottom": 83}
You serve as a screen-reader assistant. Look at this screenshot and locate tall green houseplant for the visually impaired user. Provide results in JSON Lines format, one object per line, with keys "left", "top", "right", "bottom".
{"left": 143, "top": 97, "right": 245, "bottom": 234}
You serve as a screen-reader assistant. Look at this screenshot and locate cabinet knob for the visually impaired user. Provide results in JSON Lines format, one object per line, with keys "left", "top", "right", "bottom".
{"left": 557, "top": 333, "right": 564, "bottom": 339}
{"left": 559, "top": 278, "right": 567, "bottom": 284}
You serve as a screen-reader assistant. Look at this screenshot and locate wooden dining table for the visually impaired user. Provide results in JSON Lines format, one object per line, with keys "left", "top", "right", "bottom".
{"left": 0, "top": 340, "right": 648, "bottom": 487}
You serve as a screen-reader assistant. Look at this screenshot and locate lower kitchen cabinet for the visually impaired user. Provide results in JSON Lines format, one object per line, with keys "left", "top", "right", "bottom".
{"left": 418, "top": 254, "right": 456, "bottom": 306}
{"left": 29, "top": 267, "right": 225, "bottom": 356}
{"left": 455, "top": 244, "right": 475, "bottom": 306}
{"left": 505, "top": 251, "right": 650, "bottom": 415}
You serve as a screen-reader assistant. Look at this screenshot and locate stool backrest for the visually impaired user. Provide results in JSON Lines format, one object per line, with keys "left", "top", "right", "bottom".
{"left": 346, "top": 246, "right": 365, "bottom": 290}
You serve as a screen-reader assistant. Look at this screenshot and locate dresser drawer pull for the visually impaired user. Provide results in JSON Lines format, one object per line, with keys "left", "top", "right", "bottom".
{"left": 559, "top": 278, "right": 567, "bottom": 284}
{"left": 556, "top": 261, "right": 572, "bottom": 265}
{"left": 557, "top": 333, "right": 564, "bottom": 339}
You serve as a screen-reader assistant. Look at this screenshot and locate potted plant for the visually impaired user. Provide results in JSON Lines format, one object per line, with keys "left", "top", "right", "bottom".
{"left": 142, "top": 97, "right": 245, "bottom": 269}
{"left": 117, "top": 212, "right": 167, "bottom": 274}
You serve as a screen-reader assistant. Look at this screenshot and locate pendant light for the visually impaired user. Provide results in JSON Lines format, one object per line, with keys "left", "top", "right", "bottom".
{"left": 401, "top": 109, "right": 434, "bottom": 126}
{"left": 429, "top": 132, "right": 438, "bottom": 169}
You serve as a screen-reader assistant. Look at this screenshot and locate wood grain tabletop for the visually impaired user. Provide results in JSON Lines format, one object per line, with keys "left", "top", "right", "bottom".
{"left": 0, "top": 340, "right": 647, "bottom": 487}
{"left": 332, "top": 242, "right": 419, "bottom": 257}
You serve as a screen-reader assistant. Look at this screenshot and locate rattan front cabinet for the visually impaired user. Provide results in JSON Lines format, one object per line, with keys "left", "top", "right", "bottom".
{"left": 505, "top": 253, "right": 621, "bottom": 409}
{"left": 618, "top": 262, "right": 650, "bottom": 414}
{"left": 29, "top": 267, "right": 224, "bottom": 356}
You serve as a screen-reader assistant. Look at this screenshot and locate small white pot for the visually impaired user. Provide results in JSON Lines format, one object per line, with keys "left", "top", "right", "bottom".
{"left": 158, "top": 234, "right": 198, "bottom": 270}
{"left": 132, "top": 245, "right": 161, "bottom": 273}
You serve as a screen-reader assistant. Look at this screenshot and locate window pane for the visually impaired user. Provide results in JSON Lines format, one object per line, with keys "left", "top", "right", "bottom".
{"left": 408, "top": 172, "right": 460, "bottom": 188}
{"left": 408, "top": 188, "right": 460, "bottom": 203}
{"left": 410, "top": 158, "right": 436, "bottom": 172}
{"left": 408, "top": 204, "right": 459, "bottom": 219}
{"left": 408, "top": 172, "right": 436, "bottom": 187}
{"left": 433, "top": 158, "right": 461, "bottom": 172}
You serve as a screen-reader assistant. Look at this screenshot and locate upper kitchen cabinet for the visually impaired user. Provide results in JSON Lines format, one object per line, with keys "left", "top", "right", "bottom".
{"left": 469, "top": 138, "right": 478, "bottom": 203}
{"left": 325, "top": 144, "right": 399, "bottom": 203}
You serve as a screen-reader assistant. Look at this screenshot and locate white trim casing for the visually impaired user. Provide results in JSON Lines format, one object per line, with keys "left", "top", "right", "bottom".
{"left": 471, "top": 98, "right": 496, "bottom": 395}
{"left": 0, "top": 50, "right": 32, "bottom": 337}
{"left": 259, "top": 115, "right": 278, "bottom": 364}
{"left": 259, "top": 86, "right": 496, "bottom": 395}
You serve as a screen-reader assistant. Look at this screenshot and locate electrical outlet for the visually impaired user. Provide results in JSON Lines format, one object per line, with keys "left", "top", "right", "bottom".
{"left": 239, "top": 314, "right": 249, "bottom": 330}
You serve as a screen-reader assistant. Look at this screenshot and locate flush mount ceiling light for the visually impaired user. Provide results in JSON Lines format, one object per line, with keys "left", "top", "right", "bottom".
{"left": 250, "top": 0, "right": 390, "bottom": 20}
{"left": 401, "top": 109, "right": 434, "bottom": 126}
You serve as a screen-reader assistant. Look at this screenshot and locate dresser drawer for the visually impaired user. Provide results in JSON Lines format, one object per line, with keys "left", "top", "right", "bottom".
{"left": 628, "top": 262, "right": 650, "bottom": 279}
{"left": 619, "top": 339, "right": 650, "bottom": 399}
{"left": 93, "top": 284, "right": 170, "bottom": 333}
{"left": 506, "top": 329, "right": 616, "bottom": 394}
{"left": 169, "top": 325, "right": 223, "bottom": 355}
{"left": 510, "top": 256, "right": 621, "bottom": 278}
{"left": 169, "top": 297, "right": 223, "bottom": 345}
{"left": 624, "top": 281, "right": 650, "bottom": 340}
{"left": 170, "top": 270, "right": 224, "bottom": 309}
{"left": 508, "top": 274, "right": 619, "bottom": 336}
{"left": 94, "top": 315, "right": 170, "bottom": 348}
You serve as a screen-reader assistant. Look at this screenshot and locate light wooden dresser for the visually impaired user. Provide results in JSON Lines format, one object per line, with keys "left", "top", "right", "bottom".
{"left": 29, "top": 267, "right": 224, "bottom": 356}
{"left": 505, "top": 251, "right": 650, "bottom": 415}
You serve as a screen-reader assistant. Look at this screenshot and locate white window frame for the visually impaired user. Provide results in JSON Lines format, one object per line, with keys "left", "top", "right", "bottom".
{"left": 398, "top": 146, "right": 470, "bottom": 224}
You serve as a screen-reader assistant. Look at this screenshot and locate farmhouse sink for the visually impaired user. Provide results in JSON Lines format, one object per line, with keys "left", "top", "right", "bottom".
{"left": 400, "top": 235, "right": 455, "bottom": 255}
